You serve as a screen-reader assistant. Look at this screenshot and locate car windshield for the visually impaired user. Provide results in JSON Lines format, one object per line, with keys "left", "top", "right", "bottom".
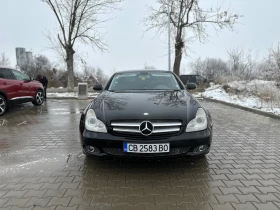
{"left": 108, "top": 72, "right": 181, "bottom": 91}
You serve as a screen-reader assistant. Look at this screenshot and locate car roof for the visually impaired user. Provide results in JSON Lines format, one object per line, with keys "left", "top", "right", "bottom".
{"left": 115, "top": 70, "right": 172, "bottom": 74}
{"left": 0, "top": 66, "right": 18, "bottom": 71}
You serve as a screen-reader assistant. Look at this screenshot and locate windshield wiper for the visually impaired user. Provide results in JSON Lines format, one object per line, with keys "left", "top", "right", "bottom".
{"left": 108, "top": 90, "right": 132, "bottom": 93}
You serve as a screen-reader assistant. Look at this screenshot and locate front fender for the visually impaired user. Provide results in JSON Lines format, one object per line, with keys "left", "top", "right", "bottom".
{"left": 0, "top": 89, "right": 8, "bottom": 100}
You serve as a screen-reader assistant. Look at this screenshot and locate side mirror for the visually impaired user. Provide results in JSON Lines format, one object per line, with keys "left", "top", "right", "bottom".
{"left": 30, "top": 77, "right": 35, "bottom": 81}
{"left": 185, "top": 83, "right": 197, "bottom": 90}
{"left": 93, "top": 84, "right": 103, "bottom": 91}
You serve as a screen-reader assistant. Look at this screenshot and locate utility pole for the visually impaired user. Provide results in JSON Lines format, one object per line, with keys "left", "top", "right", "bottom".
{"left": 168, "top": 0, "right": 171, "bottom": 71}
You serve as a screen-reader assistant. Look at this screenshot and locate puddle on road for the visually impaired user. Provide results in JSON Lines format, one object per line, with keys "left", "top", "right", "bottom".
{"left": 0, "top": 158, "right": 65, "bottom": 176}
{"left": 0, "top": 155, "right": 66, "bottom": 176}
{"left": 0, "top": 149, "right": 86, "bottom": 177}
{"left": 17, "top": 121, "right": 27, "bottom": 126}
{"left": 0, "top": 119, "right": 8, "bottom": 126}
{"left": 0, "top": 100, "right": 94, "bottom": 176}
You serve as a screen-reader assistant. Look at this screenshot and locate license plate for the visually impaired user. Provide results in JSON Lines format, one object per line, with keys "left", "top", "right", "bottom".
{"left": 123, "top": 143, "right": 170, "bottom": 153}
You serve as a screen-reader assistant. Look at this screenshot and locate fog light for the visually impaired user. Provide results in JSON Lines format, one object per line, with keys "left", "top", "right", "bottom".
{"left": 86, "top": 146, "right": 100, "bottom": 154}
{"left": 199, "top": 145, "right": 207, "bottom": 152}
{"left": 193, "top": 145, "right": 208, "bottom": 153}
{"left": 89, "top": 146, "right": 95, "bottom": 152}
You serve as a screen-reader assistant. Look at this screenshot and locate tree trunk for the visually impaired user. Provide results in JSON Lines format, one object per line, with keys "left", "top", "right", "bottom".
{"left": 66, "top": 48, "right": 75, "bottom": 91}
{"left": 173, "top": 35, "right": 184, "bottom": 76}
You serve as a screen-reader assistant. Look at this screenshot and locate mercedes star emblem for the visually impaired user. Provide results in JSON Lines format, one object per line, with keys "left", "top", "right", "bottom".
{"left": 139, "top": 121, "right": 154, "bottom": 136}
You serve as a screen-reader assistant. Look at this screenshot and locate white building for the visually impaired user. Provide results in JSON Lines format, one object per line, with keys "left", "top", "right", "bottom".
{"left": 15, "top": 47, "right": 33, "bottom": 69}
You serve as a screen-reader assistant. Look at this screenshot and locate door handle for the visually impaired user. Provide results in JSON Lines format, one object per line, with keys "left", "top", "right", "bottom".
{"left": 20, "top": 83, "right": 23, "bottom": 85}
{"left": 3, "top": 82, "right": 7, "bottom": 85}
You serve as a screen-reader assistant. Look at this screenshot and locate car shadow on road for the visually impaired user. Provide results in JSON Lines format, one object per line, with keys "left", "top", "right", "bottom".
{"left": 81, "top": 155, "right": 210, "bottom": 175}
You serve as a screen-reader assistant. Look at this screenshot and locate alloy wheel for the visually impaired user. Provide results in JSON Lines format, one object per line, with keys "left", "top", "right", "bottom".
{"left": 36, "top": 91, "right": 44, "bottom": 104}
{"left": 0, "top": 97, "right": 6, "bottom": 115}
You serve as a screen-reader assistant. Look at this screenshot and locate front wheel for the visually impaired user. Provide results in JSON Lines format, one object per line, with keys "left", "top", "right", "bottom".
{"left": 0, "top": 95, "right": 7, "bottom": 116}
{"left": 32, "top": 90, "right": 44, "bottom": 106}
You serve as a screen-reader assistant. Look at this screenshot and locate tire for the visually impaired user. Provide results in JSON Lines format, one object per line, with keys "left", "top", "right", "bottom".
{"left": 0, "top": 95, "right": 7, "bottom": 116}
{"left": 32, "top": 90, "right": 44, "bottom": 106}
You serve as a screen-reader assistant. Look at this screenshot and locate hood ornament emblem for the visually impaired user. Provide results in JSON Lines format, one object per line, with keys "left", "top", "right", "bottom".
{"left": 139, "top": 121, "right": 154, "bottom": 136}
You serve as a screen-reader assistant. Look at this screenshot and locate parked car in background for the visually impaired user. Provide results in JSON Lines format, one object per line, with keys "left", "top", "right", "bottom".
{"left": 79, "top": 70, "right": 213, "bottom": 158}
{"left": 180, "top": 74, "right": 212, "bottom": 91}
{"left": 0, "top": 67, "right": 45, "bottom": 116}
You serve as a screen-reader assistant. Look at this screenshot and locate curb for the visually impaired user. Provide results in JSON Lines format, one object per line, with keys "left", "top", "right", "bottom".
{"left": 203, "top": 97, "right": 280, "bottom": 120}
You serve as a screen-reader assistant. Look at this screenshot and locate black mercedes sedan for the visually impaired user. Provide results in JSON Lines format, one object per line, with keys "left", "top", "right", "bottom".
{"left": 79, "top": 70, "right": 213, "bottom": 158}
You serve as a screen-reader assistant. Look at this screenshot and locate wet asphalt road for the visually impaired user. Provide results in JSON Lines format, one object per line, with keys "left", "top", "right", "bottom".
{"left": 0, "top": 99, "right": 280, "bottom": 210}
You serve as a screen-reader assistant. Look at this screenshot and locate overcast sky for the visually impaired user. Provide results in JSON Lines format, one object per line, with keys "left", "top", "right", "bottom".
{"left": 1, "top": 0, "right": 280, "bottom": 75}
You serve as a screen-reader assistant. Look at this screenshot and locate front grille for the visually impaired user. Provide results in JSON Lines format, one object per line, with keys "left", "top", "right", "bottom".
{"left": 102, "top": 147, "right": 191, "bottom": 157}
{"left": 111, "top": 120, "right": 182, "bottom": 138}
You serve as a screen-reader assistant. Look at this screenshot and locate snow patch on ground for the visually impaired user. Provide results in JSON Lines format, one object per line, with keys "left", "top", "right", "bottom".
{"left": 199, "top": 80, "right": 280, "bottom": 116}
{"left": 228, "top": 80, "right": 276, "bottom": 91}
{"left": 47, "top": 92, "right": 99, "bottom": 98}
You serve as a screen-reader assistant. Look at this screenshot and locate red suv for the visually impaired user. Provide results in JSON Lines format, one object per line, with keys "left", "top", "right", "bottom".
{"left": 0, "top": 67, "right": 45, "bottom": 116}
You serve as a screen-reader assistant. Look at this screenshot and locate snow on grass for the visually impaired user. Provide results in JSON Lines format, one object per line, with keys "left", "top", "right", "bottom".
{"left": 202, "top": 86, "right": 262, "bottom": 108}
{"left": 227, "top": 80, "right": 276, "bottom": 92}
{"left": 201, "top": 80, "right": 280, "bottom": 116}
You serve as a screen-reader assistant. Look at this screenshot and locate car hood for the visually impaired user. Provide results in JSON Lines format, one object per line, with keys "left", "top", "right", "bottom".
{"left": 90, "top": 90, "right": 201, "bottom": 125}
{"left": 30, "top": 80, "right": 43, "bottom": 86}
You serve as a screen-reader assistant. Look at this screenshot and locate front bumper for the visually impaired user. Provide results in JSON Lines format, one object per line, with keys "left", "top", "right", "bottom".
{"left": 80, "top": 128, "right": 212, "bottom": 158}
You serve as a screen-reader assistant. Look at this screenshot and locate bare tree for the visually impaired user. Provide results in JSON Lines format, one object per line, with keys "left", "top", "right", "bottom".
{"left": 189, "top": 57, "right": 203, "bottom": 75}
{"left": 180, "top": 63, "right": 190, "bottom": 74}
{"left": 82, "top": 64, "right": 96, "bottom": 78}
{"left": 227, "top": 48, "right": 257, "bottom": 80}
{"left": 190, "top": 57, "right": 229, "bottom": 82}
{"left": 143, "top": 64, "right": 157, "bottom": 70}
{"left": 256, "top": 42, "right": 280, "bottom": 81}
{"left": 81, "top": 64, "right": 108, "bottom": 85}
{"left": 95, "top": 67, "right": 109, "bottom": 85}
{"left": 269, "top": 42, "right": 280, "bottom": 80}
{"left": 144, "top": 0, "right": 240, "bottom": 76}
{"left": 0, "top": 53, "right": 10, "bottom": 67}
{"left": 42, "top": 0, "right": 122, "bottom": 90}
{"left": 257, "top": 58, "right": 273, "bottom": 81}
{"left": 21, "top": 55, "right": 53, "bottom": 77}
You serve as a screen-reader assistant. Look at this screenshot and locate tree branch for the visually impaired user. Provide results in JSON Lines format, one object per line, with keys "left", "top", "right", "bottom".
{"left": 45, "top": 0, "right": 68, "bottom": 45}
{"left": 183, "top": 0, "right": 195, "bottom": 26}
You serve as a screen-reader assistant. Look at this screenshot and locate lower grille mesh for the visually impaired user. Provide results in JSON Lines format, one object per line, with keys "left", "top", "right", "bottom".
{"left": 102, "top": 147, "right": 191, "bottom": 157}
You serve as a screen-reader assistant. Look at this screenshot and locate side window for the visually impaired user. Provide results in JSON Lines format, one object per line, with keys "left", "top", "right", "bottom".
{"left": 189, "top": 76, "right": 197, "bottom": 83}
{"left": 196, "top": 76, "right": 204, "bottom": 84}
{"left": 179, "top": 75, "right": 188, "bottom": 84}
{"left": 12, "top": 70, "right": 29, "bottom": 81}
{"left": 0, "top": 68, "right": 15, "bottom": 80}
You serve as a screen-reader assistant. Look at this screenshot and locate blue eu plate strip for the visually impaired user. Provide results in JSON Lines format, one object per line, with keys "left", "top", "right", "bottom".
{"left": 123, "top": 143, "right": 128, "bottom": 152}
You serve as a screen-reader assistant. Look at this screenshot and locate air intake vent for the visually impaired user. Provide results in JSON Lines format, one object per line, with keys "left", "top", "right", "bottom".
{"left": 78, "top": 83, "right": 88, "bottom": 100}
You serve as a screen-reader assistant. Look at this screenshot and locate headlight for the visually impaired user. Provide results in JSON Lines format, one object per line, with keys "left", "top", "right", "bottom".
{"left": 186, "top": 108, "right": 207, "bottom": 132}
{"left": 85, "top": 109, "right": 107, "bottom": 133}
